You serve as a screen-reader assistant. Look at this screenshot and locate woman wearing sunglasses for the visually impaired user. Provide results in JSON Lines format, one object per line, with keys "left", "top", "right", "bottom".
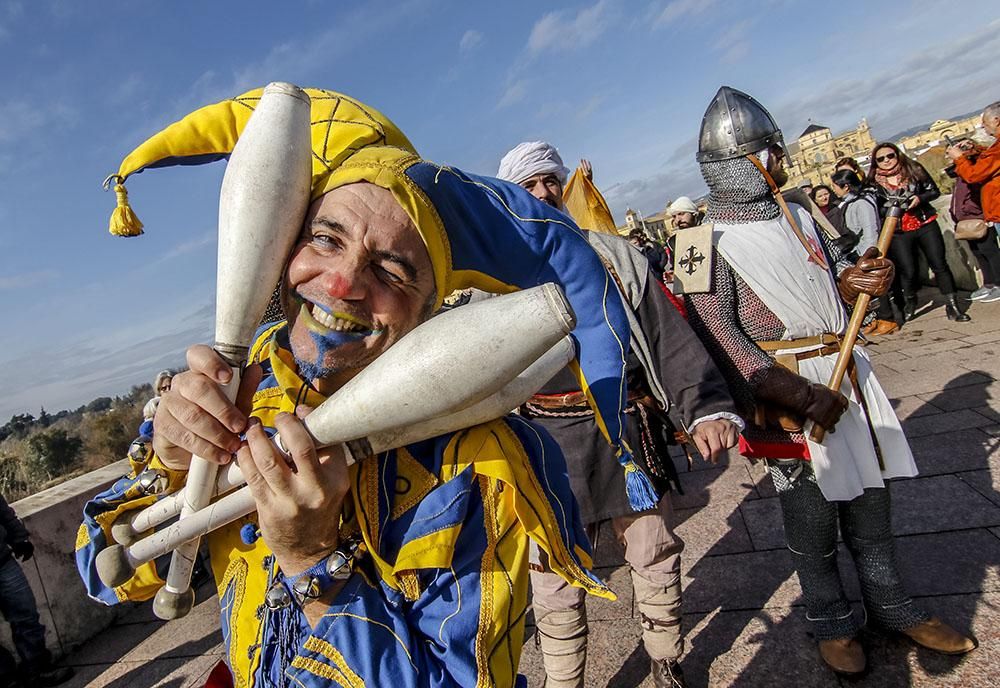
{"left": 867, "top": 142, "right": 970, "bottom": 322}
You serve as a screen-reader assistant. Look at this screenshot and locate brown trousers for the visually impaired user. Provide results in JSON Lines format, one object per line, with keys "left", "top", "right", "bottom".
{"left": 530, "top": 496, "right": 684, "bottom": 686}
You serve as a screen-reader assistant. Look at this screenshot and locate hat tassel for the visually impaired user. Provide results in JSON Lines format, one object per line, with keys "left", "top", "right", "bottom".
{"left": 623, "top": 461, "right": 659, "bottom": 511}
{"left": 108, "top": 181, "right": 144, "bottom": 237}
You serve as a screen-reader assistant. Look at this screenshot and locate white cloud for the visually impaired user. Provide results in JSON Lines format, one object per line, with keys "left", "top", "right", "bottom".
{"left": 0, "top": 297, "right": 215, "bottom": 420}
{"left": 574, "top": 94, "right": 607, "bottom": 121}
{"left": 459, "top": 29, "right": 483, "bottom": 53}
{"left": 713, "top": 20, "right": 752, "bottom": 64}
{"left": 527, "top": 0, "right": 614, "bottom": 57}
{"left": 604, "top": 167, "right": 704, "bottom": 219}
{"left": 150, "top": 230, "right": 218, "bottom": 266}
{"left": 498, "top": 79, "right": 529, "bottom": 109}
{"left": 773, "top": 18, "right": 1000, "bottom": 140}
{"left": 653, "top": 0, "right": 718, "bottom": 28}
{"left": 0, "top": 269, "right": 57, "bottom": 290}
{"left": 0, "top": 97, "right": 76, "bottom": 148}
{"left": 602, "top": 17, "right": 1000, "bottom": 221}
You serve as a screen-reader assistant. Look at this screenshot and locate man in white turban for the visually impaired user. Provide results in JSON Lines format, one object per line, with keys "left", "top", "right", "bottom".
{"left": 497, "top": 142, "right": 742, "bottom": 688}
{"left": 667, "top": 196, "right": 702, "bottom": 230}
{"left": 497, "top": 141, "right": 573, "bottom": 208}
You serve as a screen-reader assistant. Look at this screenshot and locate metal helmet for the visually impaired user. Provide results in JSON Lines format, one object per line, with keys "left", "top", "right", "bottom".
{"left": 696, "top": 86, "right": 784, "bottom": 163}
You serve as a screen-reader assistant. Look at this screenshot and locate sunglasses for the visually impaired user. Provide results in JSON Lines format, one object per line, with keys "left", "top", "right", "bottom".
{"left": 876, "top": 152, "right": 897, "bottom": 163}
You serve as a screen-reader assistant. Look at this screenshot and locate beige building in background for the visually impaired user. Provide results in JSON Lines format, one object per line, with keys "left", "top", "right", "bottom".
{"left": 897, "top": 114, "right": 985, "bottom": 155}
{"left": 619, "top": 207, "right": 669, "bottom": 241}
{"left": 785, "top": 119, "right": 876, "bottom": 188}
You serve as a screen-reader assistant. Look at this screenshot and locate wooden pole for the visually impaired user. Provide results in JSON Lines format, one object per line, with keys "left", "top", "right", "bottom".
{"left": 809, "top": 202, "right": 904, "bottom": 443}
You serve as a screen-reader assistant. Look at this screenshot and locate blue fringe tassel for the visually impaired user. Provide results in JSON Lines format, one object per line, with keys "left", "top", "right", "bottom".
{"left": 624, "top": 462, "right": 659, "bottom": 511}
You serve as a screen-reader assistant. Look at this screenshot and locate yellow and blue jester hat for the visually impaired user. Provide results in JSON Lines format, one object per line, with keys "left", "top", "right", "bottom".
{"left": 105, "top": 86, "right": 656, "bottom": 510}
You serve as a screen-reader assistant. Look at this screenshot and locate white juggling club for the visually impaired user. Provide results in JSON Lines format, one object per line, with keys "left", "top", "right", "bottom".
{"left": 97, "top": 287, "right": 575, "bottom": 589}
{"left": 151, "top": 82, "right": 312, "bottom": 620}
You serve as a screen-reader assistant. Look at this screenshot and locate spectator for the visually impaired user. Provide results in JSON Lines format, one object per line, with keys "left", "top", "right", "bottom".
{"left": 834, "top": 156, "right": 867, "bottom": 184}
{"left": 810, "top": 184, "right": 835, "bottom": 215}
{"left": 138, "top": 370, "right": 172, "bottom": 438}
{"left": 0, "top": 493, "right": 73, "bottom": 687}
{"left": 831, "top": 168, "right": 898, "bottom": 334}
{"left": 799, "top": 182, "right": 813, "bottom": 196}
{"left": 830, "top": 170, "right": 879, "bottom": 252}
{"left": 629, "top": 228, "right": 670, "bottom": 278}
{"left": 667, "top": 196, "right": 702, "bottom": 230}
{"left": 867, "top": 142, "right": 970, "bottom": 322}
{"left": 153, "top": 370, "right": 172, "bottom": 396}
{"left": 947, "top": 151, "right": 1000, "bottom": 302}
{"left": 949, "top": 100, "right": 1000, "bottom": 246}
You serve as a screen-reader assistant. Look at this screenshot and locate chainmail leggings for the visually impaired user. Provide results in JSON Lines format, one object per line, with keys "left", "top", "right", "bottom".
{"left": 769, "top": 461, "right": 929, "bottom": 640}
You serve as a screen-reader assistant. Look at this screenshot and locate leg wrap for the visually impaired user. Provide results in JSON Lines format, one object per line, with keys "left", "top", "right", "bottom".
{"left": 838, "top": 487, "right": 929, "bottom": 631}
{"left": 769, "top": 461, "right": 859, "bottom": 640}
{"left": 633, "top": 569, "right": 684, "bottom": 661}
{"left": 614, "top": 497, "right": 686, "bottom": 661}
{"left": 534, "top": 606, "right": 589, "bottom": 688}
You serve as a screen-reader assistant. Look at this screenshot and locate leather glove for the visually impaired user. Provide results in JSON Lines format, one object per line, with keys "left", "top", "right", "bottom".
{"left": 754, "top": 364, "right": 849, "bottom": 433}
{"left": 10, "top": 539, "right": 33, "bottom": 562}
{"left": 837, "top": 247, "right": 895, "bottom": 304}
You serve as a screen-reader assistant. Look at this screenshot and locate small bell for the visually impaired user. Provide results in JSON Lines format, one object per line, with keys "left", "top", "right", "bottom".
{"left": 136, "top": 469, "right": 168, "bottom": 495}
{"left": 292, "top": 575, "right": 322, "bottom": 602}
{"left": 264, "top": 581, "right": 292, "bottom": 610}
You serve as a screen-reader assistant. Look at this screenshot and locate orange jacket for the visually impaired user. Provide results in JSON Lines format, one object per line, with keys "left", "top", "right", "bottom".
{"left": 955, "top": 140, "right": 1000, "bottom": 222}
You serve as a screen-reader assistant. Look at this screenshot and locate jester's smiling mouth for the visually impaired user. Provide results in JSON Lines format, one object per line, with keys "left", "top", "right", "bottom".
{"left": 309, "top": 303, "right": 370, "bottom": 332}
{"left": 296, "top": 294, "right": 382, "bottom": 336}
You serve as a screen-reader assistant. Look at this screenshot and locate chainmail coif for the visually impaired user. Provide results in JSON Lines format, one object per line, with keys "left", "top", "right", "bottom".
{"left": 700, "top": 156, "right": 780, "bottom": 224}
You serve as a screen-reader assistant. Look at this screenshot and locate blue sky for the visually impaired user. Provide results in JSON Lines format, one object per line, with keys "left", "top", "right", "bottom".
{"left": 1, "top": 0, "right": 998, "bottom": 420}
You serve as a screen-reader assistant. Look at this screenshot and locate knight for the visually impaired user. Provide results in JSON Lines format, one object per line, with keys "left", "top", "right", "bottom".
{"left": 675, "top": 86, "right": 978, "bottom": 676}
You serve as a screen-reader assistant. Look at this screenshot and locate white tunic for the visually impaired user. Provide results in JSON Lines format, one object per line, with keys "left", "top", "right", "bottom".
{"left": 714, "top": 205, "right": 917, "bottom": 501}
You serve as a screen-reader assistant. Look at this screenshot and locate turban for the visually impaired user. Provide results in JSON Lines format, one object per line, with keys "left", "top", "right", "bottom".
{"left": 667, "top": 196, "right": 698, "bottom": 215}
{"left": 103, "top": 85, "right": 659, "bottom": 510}
{"left": 496, "top": 141, "right": 571, "bottom": 186}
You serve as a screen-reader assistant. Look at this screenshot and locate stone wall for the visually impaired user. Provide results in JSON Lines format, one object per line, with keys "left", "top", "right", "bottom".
{"left": 0, "top": 460, "right": 135, "bottom": 659}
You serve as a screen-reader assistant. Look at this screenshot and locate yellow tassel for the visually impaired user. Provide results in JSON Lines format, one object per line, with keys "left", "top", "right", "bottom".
{"left": 108, "top": 183, "right": 144, "bottom": 237}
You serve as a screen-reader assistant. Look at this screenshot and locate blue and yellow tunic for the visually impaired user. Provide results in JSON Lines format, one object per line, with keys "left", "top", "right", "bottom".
{"left": 76, "top": 324, "right": 612, "bottom": 687}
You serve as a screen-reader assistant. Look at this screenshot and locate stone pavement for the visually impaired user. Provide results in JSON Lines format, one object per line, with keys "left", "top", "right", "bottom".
{"left": 58, "top": 290, "right": 1000, "bottom": 687}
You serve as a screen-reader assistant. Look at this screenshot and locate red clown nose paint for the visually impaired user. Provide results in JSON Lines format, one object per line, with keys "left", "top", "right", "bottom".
{"left": 324, "top": 273, "right": 352, "bottom": 299}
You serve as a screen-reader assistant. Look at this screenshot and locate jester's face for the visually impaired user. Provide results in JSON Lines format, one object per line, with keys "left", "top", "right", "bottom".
{"left": 282, "top": 182, "right": 436, "bottom": 393}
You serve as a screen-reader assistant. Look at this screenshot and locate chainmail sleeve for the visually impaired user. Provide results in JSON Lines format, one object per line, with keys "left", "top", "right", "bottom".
{"left": 684, "top": 249, "right": 774, "bottom": 415}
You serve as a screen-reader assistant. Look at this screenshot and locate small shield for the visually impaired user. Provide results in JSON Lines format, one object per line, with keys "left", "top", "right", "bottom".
{"left": 673, "top": 224, "right": 714, "bottom": 294}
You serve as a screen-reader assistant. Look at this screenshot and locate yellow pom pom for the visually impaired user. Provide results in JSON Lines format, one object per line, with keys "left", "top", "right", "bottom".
{"left": 109, "top": 183, "right": 144, "bottom": 237}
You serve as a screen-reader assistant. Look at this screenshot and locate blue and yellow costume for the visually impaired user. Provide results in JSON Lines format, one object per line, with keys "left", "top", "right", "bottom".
{"left": 78, "top": 325, "right": 611, "bottom": 686}
{"left": 77, "top": 85, "right": 649, "bottom": 686}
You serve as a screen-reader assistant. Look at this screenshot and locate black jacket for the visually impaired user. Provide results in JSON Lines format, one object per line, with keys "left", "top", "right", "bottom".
{"left": 0, "top": 494, "right": 30, "bottom": 566}
{"left": 872, "top": 165, "right": 941, "bottom": 224}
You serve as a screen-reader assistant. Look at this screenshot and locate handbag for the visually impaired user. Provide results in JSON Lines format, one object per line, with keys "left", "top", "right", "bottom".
{"left": 955, "top": 219, "right": 988, "bottom": 241}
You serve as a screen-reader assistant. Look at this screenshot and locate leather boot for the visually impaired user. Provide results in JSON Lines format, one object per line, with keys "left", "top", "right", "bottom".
{"left": 818, "top": 637, "right": 866, "bottom": 676}
{"left": 864, "top": 319, "right": 899, "bottom": 336}
{"left": 901, "top": 617, "right": 978, "bottom": 655}
{"left": 874, "top": 319, "right": 900, "bottom": 335}
{"left": 945, "top": 295, "right": 971, "bottom": 322}
{"left": 650, "top": 659, "right": 687, "bottom": 688}
{"left": 903, "top": 295, "right": 918, "bottom": 321}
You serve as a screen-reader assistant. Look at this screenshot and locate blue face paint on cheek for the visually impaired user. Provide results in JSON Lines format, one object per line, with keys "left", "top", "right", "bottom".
{"left": 295, "top": 328, "right": 366, "bottom": 382}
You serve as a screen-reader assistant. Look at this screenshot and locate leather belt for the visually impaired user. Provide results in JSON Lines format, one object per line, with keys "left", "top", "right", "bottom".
{"left": 528, "top": 390, "right": 589, "bottom": 409}
{"left": 529, "top": 389, "right": 644, "bottom": 410}
{"left": 757, "top": 333, "right": 840, "bottom": 352}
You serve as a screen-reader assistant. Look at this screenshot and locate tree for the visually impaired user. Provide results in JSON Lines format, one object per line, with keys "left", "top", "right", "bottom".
{"left": 24, "top": 429, "right": 83, "bottom": 483}
{"left": 85, "top": 397, "right": 112, "bottom": 414}
{"left": 3, "top": 413, "right": 35, "bottom": 439}
{"left": 86, "top": 407, "right": 141, "bottom": 467}
{"left": 37, "top": 407, "right": 51, "bottom": 428}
